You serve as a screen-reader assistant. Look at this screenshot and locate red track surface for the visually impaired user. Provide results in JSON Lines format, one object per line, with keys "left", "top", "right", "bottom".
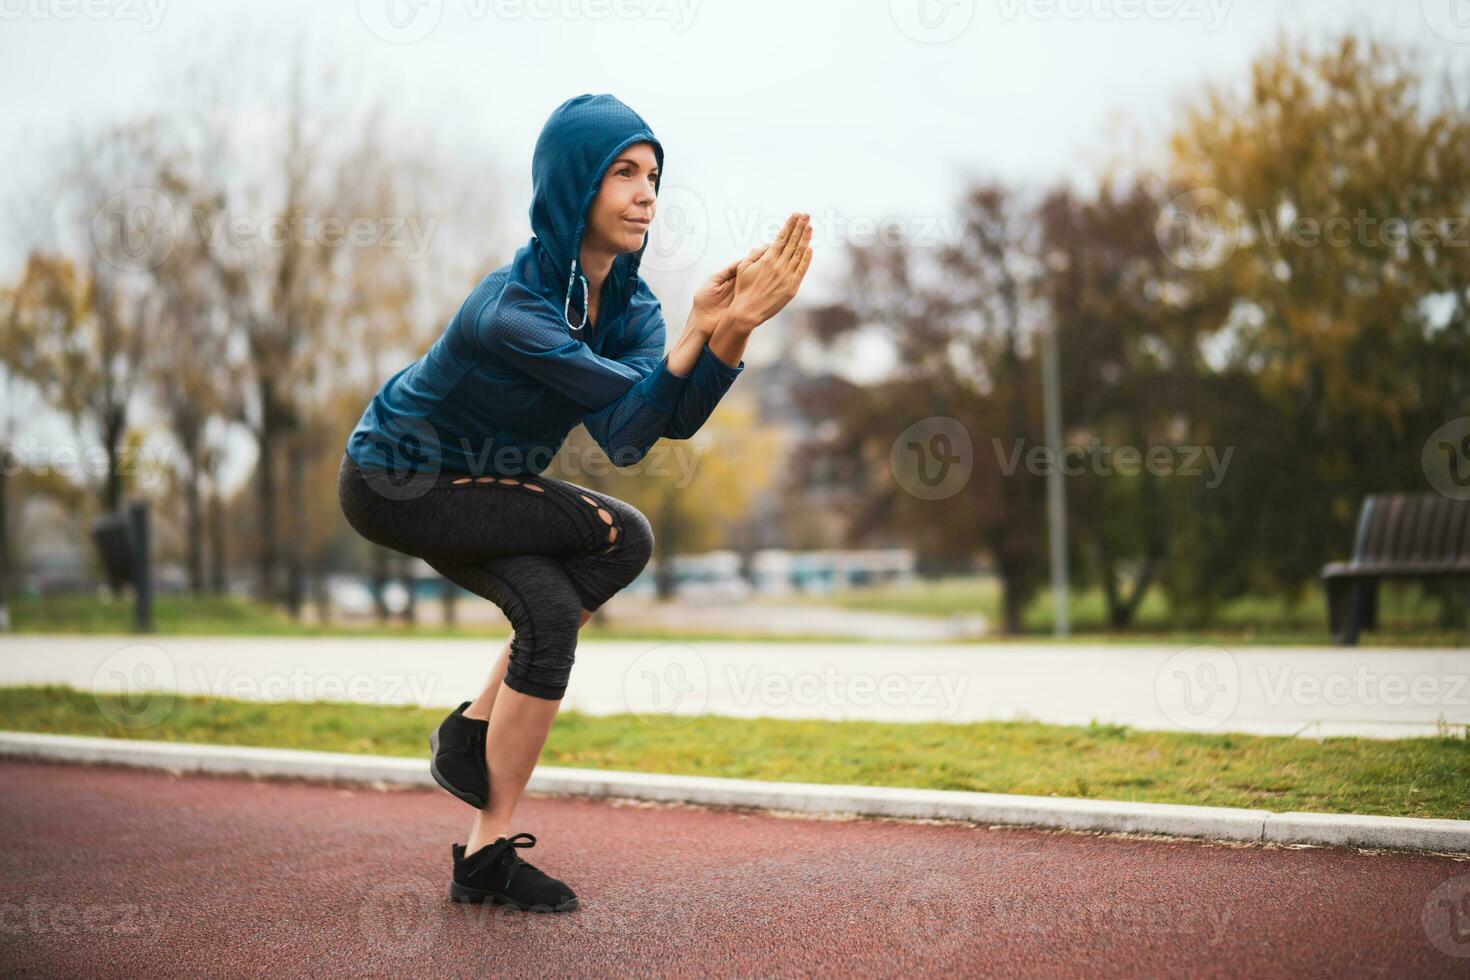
{"left": 2, "top": 758, "right": 1468, "bottom": 978}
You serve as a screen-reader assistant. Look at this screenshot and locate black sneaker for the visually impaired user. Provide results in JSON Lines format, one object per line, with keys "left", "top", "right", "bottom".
{"left": 449, "top": 833, "right": 579, "bottom": 912}
{"left": 429, "top": 700, "right": 489, "bottom": 809}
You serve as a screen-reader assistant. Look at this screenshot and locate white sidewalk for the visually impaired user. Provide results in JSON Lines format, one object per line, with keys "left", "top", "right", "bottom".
{"left": 2, "top": 634, "right": 1467, "bottom": 739}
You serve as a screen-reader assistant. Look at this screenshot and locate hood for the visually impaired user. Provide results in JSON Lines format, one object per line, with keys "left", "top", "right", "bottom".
{"left": 529, "top": 93, "right": 664, "bottom": 331}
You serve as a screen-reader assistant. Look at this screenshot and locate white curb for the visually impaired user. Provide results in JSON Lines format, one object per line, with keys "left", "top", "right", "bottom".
{"left": 3, "top": 731, "right": 1466, "bottom": 854}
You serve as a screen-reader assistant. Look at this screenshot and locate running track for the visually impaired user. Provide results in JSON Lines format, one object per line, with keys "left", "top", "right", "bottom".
{"left": 2, "top": 759, "right": 1468, "bottom": 977}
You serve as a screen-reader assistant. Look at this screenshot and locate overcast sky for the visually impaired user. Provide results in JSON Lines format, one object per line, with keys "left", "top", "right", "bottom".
{"left": 2, "top": 0, "right": 1458, "bottom": 278}
{"left": 0, "top": 0, "right": 1461, "bottom": 487}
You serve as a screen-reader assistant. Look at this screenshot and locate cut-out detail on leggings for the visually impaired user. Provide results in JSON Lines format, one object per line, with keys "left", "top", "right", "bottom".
{"left": 452, "top": 477, "right": 473, "bottom": 484}
{"left": 475, "top": 476, "right": 495, "bottom": 483}
{"left": 579, "top": 493, "right": 598, "bottom": 507}
{"left": 607, "top": 526, "right": 619, "bottom": 542}
{"left": 524, "top": 483, "right": 545, "bottom": 493}
{"left": 501, "top": 478, "right": 521, "bottom": 486}
{"left": 596, "top": 507, "right": 613, "bottom": 525}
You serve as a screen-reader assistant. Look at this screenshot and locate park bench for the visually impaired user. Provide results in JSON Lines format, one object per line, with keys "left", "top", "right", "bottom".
{"left": 1322, "top": 493, "right": 1470, "bottom": 645}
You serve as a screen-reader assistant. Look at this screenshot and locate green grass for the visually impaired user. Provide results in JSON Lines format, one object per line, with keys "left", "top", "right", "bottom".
{"left": 4, "top": 685, "right": 1467, "bottom": 821}
{"left": 9, "top": 578, "right": 1468, "bottom": 646}
{"left": 4, "top": 594, "right": 875, "bottom": 644}
{"left": 779, "top": 575, "right": 1470, "bottom": 647}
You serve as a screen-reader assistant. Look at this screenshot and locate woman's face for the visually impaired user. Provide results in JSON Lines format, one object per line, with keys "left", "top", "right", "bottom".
{"left": 583, "top": 141, "right": 659, "bottom": 257}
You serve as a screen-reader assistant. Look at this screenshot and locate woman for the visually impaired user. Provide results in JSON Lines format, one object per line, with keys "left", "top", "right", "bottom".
{"left": 337, "top": 93, "right": 813, "bottom": 912}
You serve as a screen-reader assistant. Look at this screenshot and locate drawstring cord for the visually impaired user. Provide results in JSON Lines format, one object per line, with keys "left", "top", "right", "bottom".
{"left": 564, "top": 258, "right": 588, "bottom": 333}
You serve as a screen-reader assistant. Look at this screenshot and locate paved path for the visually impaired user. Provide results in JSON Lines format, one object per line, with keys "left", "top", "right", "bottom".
{"left": 1, "top": 758, "right": 1467, "bottom": 977}
{"left": 3, "top": 635, "right": 1468, "bottom": 738}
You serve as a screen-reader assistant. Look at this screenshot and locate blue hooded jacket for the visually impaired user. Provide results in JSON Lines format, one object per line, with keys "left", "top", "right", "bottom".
{"left": 346, "top": 93, "right": 744, "bottom": 478}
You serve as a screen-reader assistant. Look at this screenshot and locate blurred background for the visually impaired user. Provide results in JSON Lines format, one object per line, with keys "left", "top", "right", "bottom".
{"left": 1, "top": 0, "right": 1467, "bottom": 648}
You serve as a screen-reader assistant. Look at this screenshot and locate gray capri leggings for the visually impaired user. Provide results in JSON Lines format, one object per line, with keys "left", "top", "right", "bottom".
{"left": 336, "top": 451, "right": 655, "bottom": 700}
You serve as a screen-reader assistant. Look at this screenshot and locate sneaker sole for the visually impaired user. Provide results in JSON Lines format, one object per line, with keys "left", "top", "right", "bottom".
{"left": 428, "top": 727, "right": 488, "bottom": 810}
{"left": 449, "top": 880, "right": 579, "bottom": 912}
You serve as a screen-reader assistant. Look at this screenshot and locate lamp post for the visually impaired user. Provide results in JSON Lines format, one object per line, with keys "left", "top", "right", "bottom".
{"left": 1041, "top": 321, "right": 1070, "bottom": 637}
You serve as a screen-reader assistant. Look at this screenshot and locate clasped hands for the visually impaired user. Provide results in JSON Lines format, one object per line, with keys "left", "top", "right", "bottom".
{"left": 689, "top": 211, "right": 815, "bottom": 341}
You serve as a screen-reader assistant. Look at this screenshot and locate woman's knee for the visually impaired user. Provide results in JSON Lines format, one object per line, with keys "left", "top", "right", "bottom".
{"left": 612, "top": 503, "right": 655, "bottom": 571}
{"left": 501, "top": 580, "right": 584, "bottom": 701}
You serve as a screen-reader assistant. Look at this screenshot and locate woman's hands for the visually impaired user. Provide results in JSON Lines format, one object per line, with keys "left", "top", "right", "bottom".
{"left": 725, "top": 212, "right": 814, "bottom": 332}
{"left": 702, "top": 212, "right": 814, "bottom": 371}
{"left": 689, "top": 243, "right": 770, "bottom": 336}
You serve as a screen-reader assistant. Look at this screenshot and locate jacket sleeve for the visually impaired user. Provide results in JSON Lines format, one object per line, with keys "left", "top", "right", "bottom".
{"left": 586, "top": 292, "right": 746, "bottom": 456}
{"left": 474, "top": 285, "right": 687, "bottom": 417}
{"left": 661, "top": 340, "right": 745, "bottom": 440}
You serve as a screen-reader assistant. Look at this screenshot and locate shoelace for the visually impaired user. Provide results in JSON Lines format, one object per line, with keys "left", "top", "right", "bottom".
{"left": 476, "top": 832, "right": 538, "bottom": 886}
